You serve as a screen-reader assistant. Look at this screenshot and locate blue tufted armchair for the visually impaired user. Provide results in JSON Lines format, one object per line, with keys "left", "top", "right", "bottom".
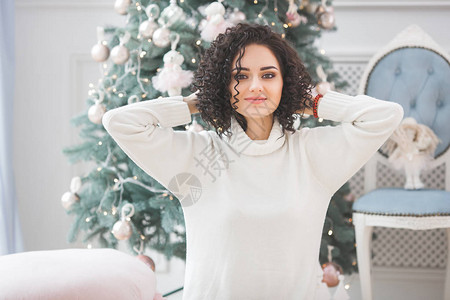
{"left": 352, "top": 25, "right": 450, "bottom": 300}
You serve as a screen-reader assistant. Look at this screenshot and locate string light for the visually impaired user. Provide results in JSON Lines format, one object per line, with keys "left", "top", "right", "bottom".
{"left": 112, "top": 88, "right": 117, "bottom": 93}
{"left": 143, "top": 78, "right": 149, "bottom": 83}
{"left": 118, "top": 92, "right": 124, "bottom": 97}
{"left": 98, "top": 141, "right": 102, "bottom": 146}
{"left": 162, "top": 193, "right": 168, "bottom": 197}
{"left": 258, "top": 13, "right": 262, "bottom": 18}
{"left": 196, "top": 40, "right": 201, "bottom": 45}
{"left": 140, "top": 51, "right": 147, "bottom": 58}
{"left": 112, "top": 74, "right": 118, "bottom": 79}
{"left": 132, "top": 71, "right": 137, "bottom": 75}
{"left": 86, "top": 217, "right": 92, "bottom": 222}
{"left": 328, "top": 229, "right": 333, "bottom": 235}
{"left": 320, "top": 49, "right": 326, "bottom": 55}
{"left": 254, "top": 0, "right": 258, "bottom": 3}
{"left": 345, "top": 284, "right": 350, "bottom": 289}
{"left": 88, "top": 83, "right": 94, "bottom": 88}
{"left": 271, "top": 22, "right": 275, "bottom": 26}
{"left": 283, "top": 23, "right": 289, "bottom": 29}
{"left": 141, "top": 93, "right": 147, "bottom": 98}
{"left": 87, "top": 244, "right": 92, "bottom": 249}
{"left": 97, "top": 167, "right": 102, "bottom": 172}
{"left": 169, "top": 195, "right": 174, "bottom": 200}
{"left": 133, "top": 176, "right": 138, "bottom": 180}
{"left": 140, "top": 234, "right": 146, "bottom": 240}
{"left": 114, "top": 178, "right": 119, "bottom": 183}
{"left": 281, "top": 33, "right": 286, "bottom": 38}
{"left": 103, "top": 63, "right": 108, "bottom": 69}
{"left": 103, "top": 211, "right": 108, "bottom": 216}
{"left": 102, "top": 41, "right": 107, "bottom": 45}
{"left": 191, "top": 58, "right": 196, "bottom": 63}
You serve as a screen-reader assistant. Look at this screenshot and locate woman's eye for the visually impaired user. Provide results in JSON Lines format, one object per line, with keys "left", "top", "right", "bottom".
{"left": 235, "top": 74, "right": 247, "bottom": 80}
{"left": 263, "top": 73, "right": 275, "bottom": 79}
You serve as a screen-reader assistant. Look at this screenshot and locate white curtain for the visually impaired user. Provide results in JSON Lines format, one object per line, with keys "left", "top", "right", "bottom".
{"left": 0, "top": 0, "right": 24, "bottom": 255}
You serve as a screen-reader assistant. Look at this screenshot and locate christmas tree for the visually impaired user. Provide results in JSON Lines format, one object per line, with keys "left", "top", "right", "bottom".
{"left": 62, "top": 0, "right": 356, "bottom": 279}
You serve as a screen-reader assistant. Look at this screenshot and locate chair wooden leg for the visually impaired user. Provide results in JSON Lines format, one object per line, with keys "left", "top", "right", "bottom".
{"left": 445, "top": 228, "right": 450, "bottom": 300}
{"left": 354, "top": 213, "right": 374, "bottom": 300}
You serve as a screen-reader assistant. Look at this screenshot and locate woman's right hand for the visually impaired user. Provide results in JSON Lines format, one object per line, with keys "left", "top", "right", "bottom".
{"left": 183, "top": 91, "right": 200, "bottom": 114}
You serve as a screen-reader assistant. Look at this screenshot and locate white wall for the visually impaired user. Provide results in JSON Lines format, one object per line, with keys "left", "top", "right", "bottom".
{"left": 13, "top": 0, "right": 450, "bottom": 299}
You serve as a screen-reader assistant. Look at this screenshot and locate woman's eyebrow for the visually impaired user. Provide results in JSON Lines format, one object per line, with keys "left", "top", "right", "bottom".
{"left": 231, "top": 66, "right": 279, "bottom": 72}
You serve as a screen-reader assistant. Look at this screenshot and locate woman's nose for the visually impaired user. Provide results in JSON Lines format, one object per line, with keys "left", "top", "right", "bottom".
{"left": 249, "top": 77, "right": 263, "bottom": 92}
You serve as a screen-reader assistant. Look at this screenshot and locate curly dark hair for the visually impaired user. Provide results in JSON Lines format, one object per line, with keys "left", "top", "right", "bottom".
{"left": 193, "top": 23, "right": 313, "bottom": 139}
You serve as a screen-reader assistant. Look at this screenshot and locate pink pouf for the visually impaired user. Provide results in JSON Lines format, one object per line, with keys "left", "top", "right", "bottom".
{"left": 0, "top": 248, "right": 158, "bottom": 300}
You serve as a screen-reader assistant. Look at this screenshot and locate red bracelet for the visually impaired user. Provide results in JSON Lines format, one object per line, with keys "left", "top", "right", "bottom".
{"left": 313, "top": 94, "right": 323, "bottom": 118}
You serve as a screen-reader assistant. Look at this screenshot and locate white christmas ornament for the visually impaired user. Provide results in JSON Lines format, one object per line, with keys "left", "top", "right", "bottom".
{"left": 88, "top": 91, "right": 106, "bottom": 124}
{"left": 114, "top": 0, "right": 131, "bottom": 15}
{"left": 61, "top": 176, "right": 82, "bottom": 210}
{"left": 315, "top": 65, "right": 334, "bottom": 95}
{"left": 158, "top": 0, "right": 186, "bottom": 27}
{"left": 112, "top": 203, "right": 135, "bottom": 240}
{"left": 152, "top": 34, "right": 193, "bottom": 96}
{"left": 228, "top": 8, "right": 246, "bottom": 25}
{"left": 111, "top": 32, "right": 131, "bottom": 65}
{"left": 91, "top": 27, "right": 110, "bottom": 62}
{"left": 111, "top": 45, "right": 130, "bottom": 65}
{"left": 139, "top": 4, "right": 160, "bottom": 39}
{"left": 152, "top": 26, "right": 171, "bottom": 48}
{"left": 200, "top": 0, "right": 233, "bottom": 42}
{"left": 127, "top": 95, "right": 140, "bottom": 105}
{"left": 381, "top": 118, "right": 440, "bottom": 190}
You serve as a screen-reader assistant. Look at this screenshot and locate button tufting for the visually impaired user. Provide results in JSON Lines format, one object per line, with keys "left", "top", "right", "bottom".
{"left": 428, "top": 67, "right": 434, "bottom": 75}
{"left": 395, "top": 67, "right": 401, "bottom": 75}
{"left": 436, "top": 99, "right": 443, "bottom": 107}
{"left": 410, "top": 99, "right": 416, "bottom": 108}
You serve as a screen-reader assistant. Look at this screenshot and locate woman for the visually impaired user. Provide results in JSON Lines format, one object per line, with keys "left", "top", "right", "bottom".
{"left": 102, "top": 23, "right": 403, "bottom": 300}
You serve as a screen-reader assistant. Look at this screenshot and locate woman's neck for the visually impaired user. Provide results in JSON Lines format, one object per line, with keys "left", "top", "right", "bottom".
{"left": 244, "top": 115, "right": 274, "bottom": 140}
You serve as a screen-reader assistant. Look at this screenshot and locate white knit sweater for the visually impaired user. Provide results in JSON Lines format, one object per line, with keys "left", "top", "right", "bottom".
{"left": 102, "top": 91, "right": 404, "bottom": 300}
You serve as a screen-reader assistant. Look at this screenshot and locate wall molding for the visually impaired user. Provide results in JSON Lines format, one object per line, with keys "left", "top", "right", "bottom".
{"left": 335, "top": 1, "right": 450, "bottom": 8}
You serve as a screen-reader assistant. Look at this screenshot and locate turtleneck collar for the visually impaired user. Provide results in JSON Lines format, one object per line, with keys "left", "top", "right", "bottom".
{"left": 225, "top": 116, "right": 286, "bottom": 156}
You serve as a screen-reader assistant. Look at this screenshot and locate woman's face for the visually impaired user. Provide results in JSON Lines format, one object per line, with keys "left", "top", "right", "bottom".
{"left": 228, "top": 44, "right": 283, "bottom": 121}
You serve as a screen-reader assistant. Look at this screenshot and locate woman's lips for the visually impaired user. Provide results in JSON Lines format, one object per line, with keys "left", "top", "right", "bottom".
{"left": 244, "top": 97, "right": 267, "bottom": 104}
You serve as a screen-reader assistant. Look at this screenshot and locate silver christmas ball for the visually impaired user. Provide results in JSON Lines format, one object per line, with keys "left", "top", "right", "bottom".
{"left": 159, "top": 3, "right": 186, "bottom": 27}
{"left": 114, "top": 0, "right": 131, "bottom": 15}
{"left": 91, "top": 43, "right": 110, "bottom": 62}
{"left": 61, "top": 192, "right": 79, "bottom": 210}
{"left": 316, "top": 81, "right": 332, "bottom": 95}
{"left": 112, "top": 220, "right": 132, "bottom": 240}
{"left": 88, "top": 102, "right": 106, "bottom": 124}
{"left": 318, "top": 11, "right": 335, "bottom": 29}
{"left": 139, "top": 20, "right": 159, "bottom": 39}
{"left": 152, "top": 27, "right": 171, "bottom": 48}
{"left": 111, "top": 44, "right": 130, "bottom": 65}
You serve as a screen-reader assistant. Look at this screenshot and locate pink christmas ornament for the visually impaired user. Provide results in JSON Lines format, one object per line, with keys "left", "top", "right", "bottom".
{"left": 152, "top": 34, "right": 193, "bottom": 96}
{"left": 200, "top": 1, "right": 233, "bottom": 42}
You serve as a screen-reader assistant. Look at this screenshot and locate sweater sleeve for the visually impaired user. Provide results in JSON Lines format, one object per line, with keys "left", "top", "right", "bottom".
{"left": 102, "top": 96, "right": 211, "bottom": 192}
{"left": 302, "top": 91, "right": 404, "bottom": 194}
